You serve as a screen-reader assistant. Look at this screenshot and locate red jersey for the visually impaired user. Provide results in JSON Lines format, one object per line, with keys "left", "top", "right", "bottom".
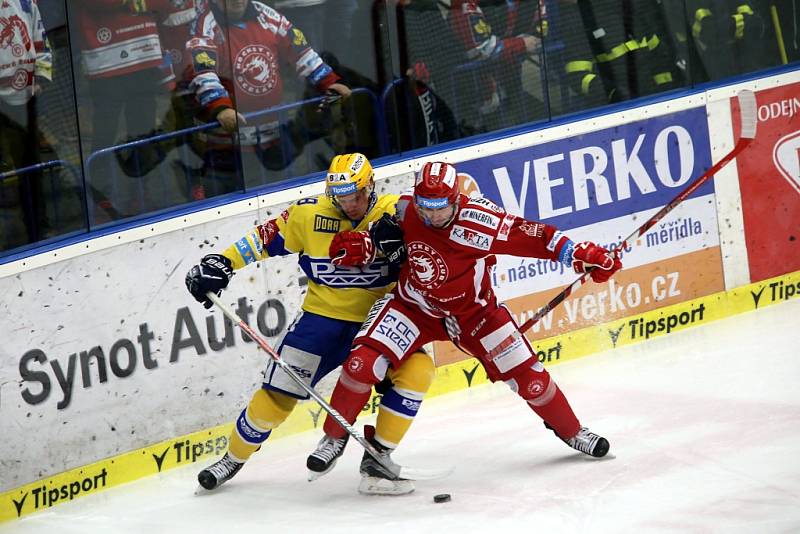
{"left": 396, "top": 193, "right": 571, "bottom": 321}
{"left": 186, "top": 1, "right": 338, "bottom": 117}
{"left": 74, "top": 0, "right": 176, "bottom": 81}
{"left": 448, "top": 0, "right": 528, "bottom": 62}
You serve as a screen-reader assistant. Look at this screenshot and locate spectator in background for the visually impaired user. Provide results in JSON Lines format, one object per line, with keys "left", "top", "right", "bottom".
{"left": 446, "top": 0, "right": 543, "bottom": 132}
{"left": 0, "top": 0, "right": 52, "bottom": 251}
{"left": 682, "top": 0, "right": 780, "bottom": 81}
{"left": 184, "top": 0, "right": 350, "bottom": 196}
{"left": 557, "top": 0, "right": 685, "bottom": 110}
{"left": 73, "top": 0, "right": 177, "bottom": 219}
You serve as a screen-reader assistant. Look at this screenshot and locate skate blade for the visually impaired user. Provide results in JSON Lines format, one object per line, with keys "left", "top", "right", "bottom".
{"left": 307, "top": 459, "right": 338, "bottom": 482}
{"left": 358, "top": 476, "right": 415, "bottom": 496}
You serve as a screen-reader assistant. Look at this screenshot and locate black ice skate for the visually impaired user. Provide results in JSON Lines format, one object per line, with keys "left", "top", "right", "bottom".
{"left": 306, "top": 434, "right": 349, "bottom": 480}
{"left": 358, "top": 425, "right": 413, "bottom": 495}
{"left": 546, "top": 422, "right": 610, "bottom": 458}
{"left": 197, "top": 452, "right": 244, "bottom": 490}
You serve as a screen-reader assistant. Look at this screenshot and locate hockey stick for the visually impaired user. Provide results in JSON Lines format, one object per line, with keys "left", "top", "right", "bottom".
{"left": 517, "top": 90, "right": 758, "bottom": 335}
{"left": 206, "top": 292, "right": 452, "bottom": 481}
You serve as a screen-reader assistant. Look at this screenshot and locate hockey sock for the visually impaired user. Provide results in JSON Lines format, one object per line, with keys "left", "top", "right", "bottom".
{"left": 376, "top": 351, "right": 435, "bottom": 448}
{"left": 527, "top": 385, "right": 581, "bottom": 440}
{"left": 229, "top": 389, "right": 297, "bottom": 460}
{"left": 322, "top": 375, "right": 372, "bottom": 439}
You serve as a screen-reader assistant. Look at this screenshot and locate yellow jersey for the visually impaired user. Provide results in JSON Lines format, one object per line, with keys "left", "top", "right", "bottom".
{"left": 221, "top": 194, "right": 399, "bottom": 323}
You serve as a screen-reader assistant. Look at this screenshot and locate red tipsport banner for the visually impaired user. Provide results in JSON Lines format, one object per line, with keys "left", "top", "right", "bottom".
{"left": 733, "top": 84, "right": 800, "bottom": 282}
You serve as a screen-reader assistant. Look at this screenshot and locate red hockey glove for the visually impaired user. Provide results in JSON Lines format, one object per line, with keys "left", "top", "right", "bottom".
{"left": 572, "top": 242, "right": 622, "bottom": 283}
{"left": 329, "top": 231, "right": 376, "bottom": 266}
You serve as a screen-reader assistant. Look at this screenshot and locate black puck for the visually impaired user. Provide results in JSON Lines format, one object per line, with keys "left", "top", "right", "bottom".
{"left": 433, "top": 493, "right": 451, "bottom": 503}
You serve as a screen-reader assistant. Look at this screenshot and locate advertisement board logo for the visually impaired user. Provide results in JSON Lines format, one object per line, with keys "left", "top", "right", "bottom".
{"left": 457, "top": 172, "right": 481, "bottom": 198}
{"left": 462, "top": 363, "right": 480, "bottom": 387}
{"left": 608, "top": 324, "right": 625, "bottom": 347}
{"left": 773, "top": 130, "right": 800, "bottom": 195}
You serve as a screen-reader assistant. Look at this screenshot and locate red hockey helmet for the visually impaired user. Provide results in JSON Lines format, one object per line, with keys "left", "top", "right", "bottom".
{"left": 414, "top": 161, "right": 460, "bottom": 228}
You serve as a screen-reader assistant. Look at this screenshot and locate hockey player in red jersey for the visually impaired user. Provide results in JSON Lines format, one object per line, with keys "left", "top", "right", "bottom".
{"left": 307, "top": 161, "right": 621, "bottom": 482}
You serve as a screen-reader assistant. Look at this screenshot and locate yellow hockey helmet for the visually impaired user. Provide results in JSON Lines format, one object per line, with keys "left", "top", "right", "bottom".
{"left": 325, "top": 153, "right": 374, "bottom": 200}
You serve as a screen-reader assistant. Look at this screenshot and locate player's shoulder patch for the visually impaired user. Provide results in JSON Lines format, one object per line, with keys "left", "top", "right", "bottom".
{"left": 252, "top": 1, "right": 280, "bottom": 21}
{"left": 466, "top": 195, "right": 504, "bottom": 214}
{"left": 458, "top": 206, "right": 501, "bottom": 230}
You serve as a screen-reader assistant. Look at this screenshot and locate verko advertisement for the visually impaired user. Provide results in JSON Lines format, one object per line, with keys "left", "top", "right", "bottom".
{"left": 436, "top": 106, "right": 722, "bottom": 365}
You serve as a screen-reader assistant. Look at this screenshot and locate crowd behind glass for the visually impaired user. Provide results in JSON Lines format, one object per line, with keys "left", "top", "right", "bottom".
{"left": 1, "top": 0, "right": 796, "bottom": 256}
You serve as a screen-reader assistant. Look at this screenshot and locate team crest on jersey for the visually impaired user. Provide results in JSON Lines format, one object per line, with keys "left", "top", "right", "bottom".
{"left": 450, "top": 225, "right": 493, "bottom": 251}
{"left": 519, "top": 221, "right": 544, "bottom": 238}
{"left": 407, "top": 241, "right": 448, "bottom": 289}
{"left": 313, "top": 215, "right": 340, "bottom": 233}
{"left": 458, "top": 208, "right": 500, "bottom": 229}
{"left": 0, "top": 15, "right": 31, "bottom": 57}
{"left": 95, "top": 26, "right": 112, "bottom": 44}
{"left": 234, "top": 45, "right": 278, "bottom": 96}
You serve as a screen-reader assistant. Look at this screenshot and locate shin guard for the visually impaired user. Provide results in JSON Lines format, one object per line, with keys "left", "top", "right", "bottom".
{"left": 322, "top": 345, "right": 388, "bottom": 439}
{"left": 505, "top": 361, "right": 580, "bottom": 439}
{"left": 229, "top": 388, "right": 297, "bottom": 460}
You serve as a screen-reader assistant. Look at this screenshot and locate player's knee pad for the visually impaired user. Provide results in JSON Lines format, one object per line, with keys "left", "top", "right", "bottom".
{"left": 387, "top": 350, "right": 435, "bottom": 395}
{"left": 503, "top": 360, "right": 557, "bottom": 407}
{"left": 340, "top": 344, "right": 391, "bottom": 394}
{"left": 263, "top": 344, "right": 323, "bottom": 399}
{"left": 235, "top": 388, "right": 297, "bottom": 446}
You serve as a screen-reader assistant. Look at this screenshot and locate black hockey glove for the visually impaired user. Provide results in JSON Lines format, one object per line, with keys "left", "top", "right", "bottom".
{"left": 185, "top": 254, "right": 234, "bottom": 309}
{"left": 369, "top": 213, "right": 406, "bottom": 266}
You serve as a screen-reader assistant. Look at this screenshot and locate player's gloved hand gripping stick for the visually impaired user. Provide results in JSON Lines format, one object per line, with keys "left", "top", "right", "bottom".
{"left": 518, "top": 90, "right": 758, "bottom": 334}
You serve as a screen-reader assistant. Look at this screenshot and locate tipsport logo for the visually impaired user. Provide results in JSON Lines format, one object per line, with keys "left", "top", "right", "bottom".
{"left": 151, "top": 436, "right": 229, "bottom": 472}
{"left": 750, "top": 279, "right": 800, "bottom": 309}
{"left": 10, "top": 468, "right": 108, "bottom": 518}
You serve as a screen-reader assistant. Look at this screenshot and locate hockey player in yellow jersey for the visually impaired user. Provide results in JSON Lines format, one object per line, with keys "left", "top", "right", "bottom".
{"left": 186, "top": 153, "right": 434, "bottom": 495}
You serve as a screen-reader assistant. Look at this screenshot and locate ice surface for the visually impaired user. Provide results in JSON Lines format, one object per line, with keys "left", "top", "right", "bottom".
{"left": 6, "top": 298, "right": 800, "bottom": 534}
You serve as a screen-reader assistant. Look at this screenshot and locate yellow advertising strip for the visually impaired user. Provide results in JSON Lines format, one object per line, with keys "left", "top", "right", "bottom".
{"left": 2, "top": 270, "right": 798, "bottom": 524}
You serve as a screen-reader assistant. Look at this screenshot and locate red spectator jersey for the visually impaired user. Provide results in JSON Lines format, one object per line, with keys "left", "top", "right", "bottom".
{"left": 396, "top": 193, "right": 570, "bottom": 320}
{"left": 448, "top": 0, "right": 528, "bottom": 62}
{"left": 186, "top": 1, "right": 338, "bottom": 116}
{"left": 74, "top": 0, "right": 177, "bottom": 81}
{"left": 0, "top": 0, "right": 50, "bottom": 105}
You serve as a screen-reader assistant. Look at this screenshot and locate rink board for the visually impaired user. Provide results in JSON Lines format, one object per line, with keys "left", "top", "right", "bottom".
{"left": 1, "top": 269, "right": 797, "bottom": 523}
{"left": 2, "top": 70, "right": 800, "bottom": 520}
